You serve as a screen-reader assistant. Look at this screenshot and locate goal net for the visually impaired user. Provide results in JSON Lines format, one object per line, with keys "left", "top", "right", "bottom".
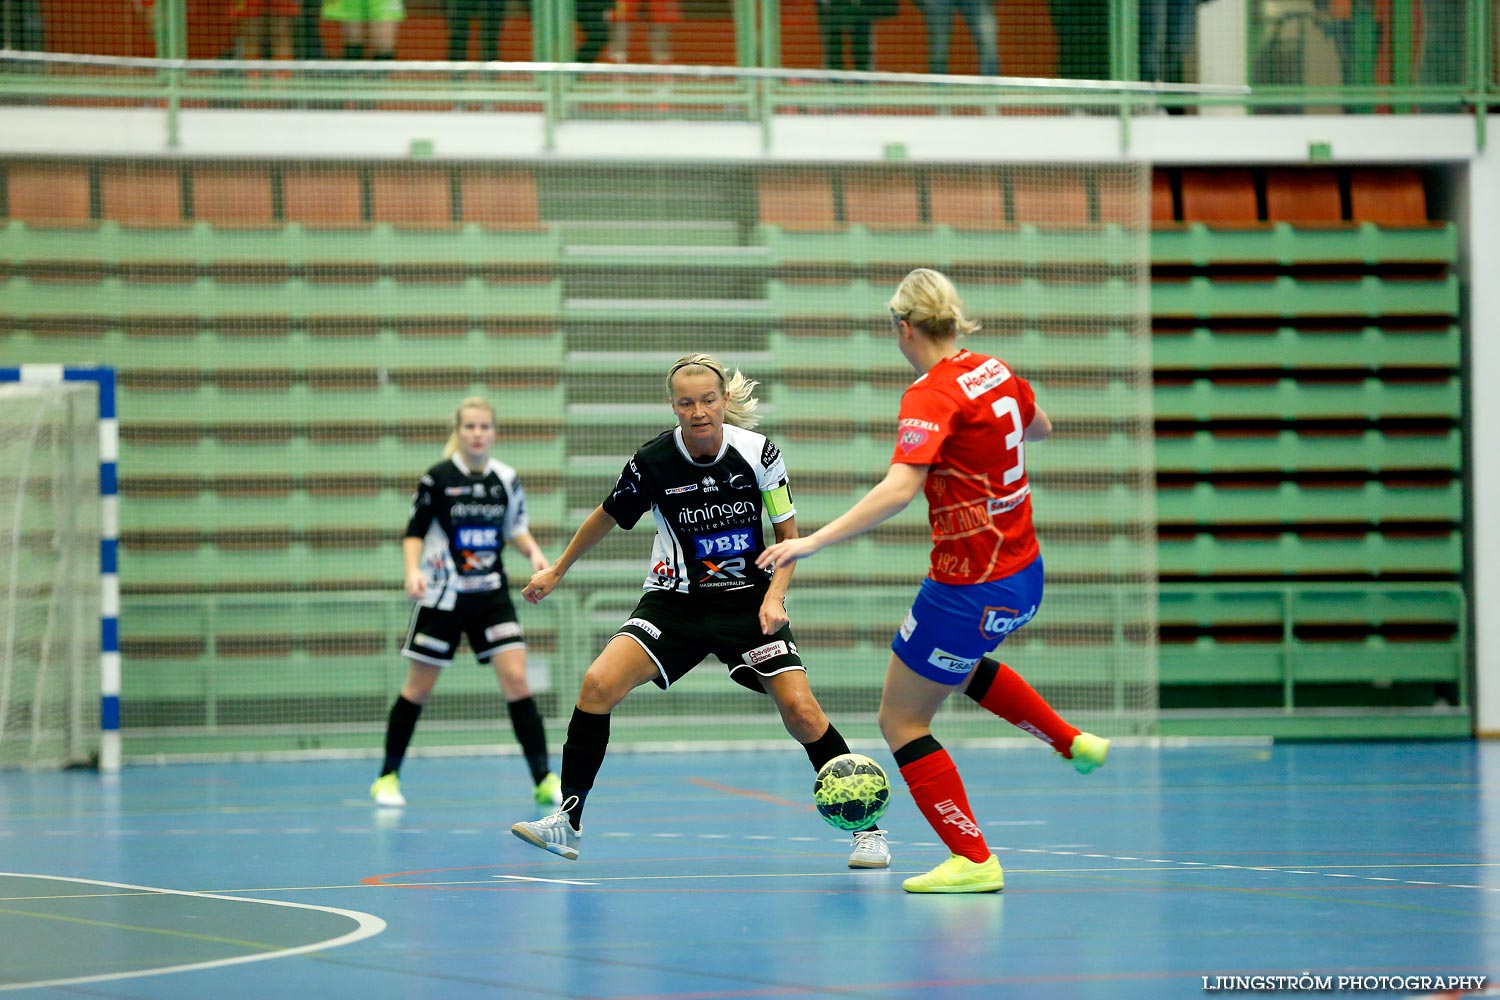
{"left": 0, "top": 380, "right": 102, "bottom": 770}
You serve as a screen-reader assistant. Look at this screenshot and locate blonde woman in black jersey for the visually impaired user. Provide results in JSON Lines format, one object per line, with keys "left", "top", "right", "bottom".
{"left": 510, "top": 354, "right": 892, "bottom": 870}
{"left": 370, "top": 397, "right": 561, "bottom": 811}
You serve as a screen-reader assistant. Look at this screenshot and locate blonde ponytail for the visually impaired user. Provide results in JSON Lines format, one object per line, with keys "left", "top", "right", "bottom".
{"left": 888, "top": 267, "right": 981, "bottom": 339}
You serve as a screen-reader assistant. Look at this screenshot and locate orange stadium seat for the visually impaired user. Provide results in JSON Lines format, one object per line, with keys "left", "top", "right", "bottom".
{"left": 1180, "top": 169, "right": 1259, "bottom": 225}
{"left": 756, "top": 170, "right": 838, "bottom": 232}
{"left": 100, "top": 166, "right": 184, "bottom": 227}
{"left": 5, "top": 162, "right": 92, "bottom": 226}
{"left": 1349, "top": 168, "right": 1428, "bottom": 225}
{"left": 372, "top": 168, "right": 455, "bottom": 229}
{"left": 1089, "top": 170, "right": 1161, "bottom": 228}
{"left": 192, "top": 165, "right": 276, "bottom": 227}
{"left": 842, "top": 169, "right": 922, "bottom": 230}
{"left": 1011, "top": 170, "right": 1089, "bottom": 228}
{"left": 1266, "top": 169, "right": 1344, "bottom": 225}
{"left": 928, "top": 172, "right": 1006, "bottom": 230}
{"left": 282, "top": 167, "right": 366, "bottom": 227}
{"left": 458, "top": 168, "right": 543, "bottom": 230}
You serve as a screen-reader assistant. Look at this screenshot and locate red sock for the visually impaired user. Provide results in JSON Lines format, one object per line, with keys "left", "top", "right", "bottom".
{"left": 898, "top": 748, "right": 990, "bottom": 863}
{"left": 975, "top": 661, "right": 1081, "bottom": 755}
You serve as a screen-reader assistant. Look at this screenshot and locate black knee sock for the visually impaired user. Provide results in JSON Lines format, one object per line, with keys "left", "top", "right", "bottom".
{"left": 965, "top": 656, "right": 1000, "bottom": 704}
{"left": 803, "top": 723, "right": 881, "bottom": 833}
{"left": 506, "top": 695, "right": 551, "bottom": 785}
{"left": 381, "top": 695, "right": 423, "bottom": 776}
{"left": 801, "top": 723, "right": 851, "bottom": 772}
{"left": 561, "top": 706, "right": 611, "bottom": 829}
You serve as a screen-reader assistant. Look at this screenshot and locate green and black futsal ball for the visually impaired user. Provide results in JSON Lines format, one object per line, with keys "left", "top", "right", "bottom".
{"left": 813, "top": 753, "right": 891, "bottom": 831}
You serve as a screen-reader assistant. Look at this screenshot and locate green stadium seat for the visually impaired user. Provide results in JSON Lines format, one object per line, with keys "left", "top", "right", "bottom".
{"left": 1151, "top": 275, "right": 1459, "bottom": 319}
{"left": 1157, "top": 531, "right": 1462, "bottom": 577}
{"left": 1151, "top": 324, "right": 1461, "bottom": 370}
{"left": 1152, "top": 375, "right": 1460, "bottom": 421}
{"left": 1155, "top": 481, "right": 1461, "bottom": 525}
{"left": 1153, "top": 429, "right": 1461, "bottom": 474}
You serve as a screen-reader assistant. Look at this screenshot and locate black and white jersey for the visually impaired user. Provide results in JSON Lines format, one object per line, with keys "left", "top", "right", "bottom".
{"left": 602, "top": 424, "right": 796, "bottom": 596}
{"left": 405, "top": 455, "right": 531, "bottom": 610}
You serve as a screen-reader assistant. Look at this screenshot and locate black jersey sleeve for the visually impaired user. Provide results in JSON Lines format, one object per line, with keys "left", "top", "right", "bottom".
{"left": 404, "top": 471, "right": 437, "bottom": 539}
{"left": 601, "top": 454, "right": 652, "bottom": 530}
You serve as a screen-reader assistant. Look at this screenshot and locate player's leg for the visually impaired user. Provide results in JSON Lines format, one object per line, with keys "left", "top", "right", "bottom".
{"left": 487, "top": 645, "right": 561, "bottom": 807}
{"left": 956, "top": 558, "right": 1108, "bottom": 772}
{"left": 471, "top": 593, "right": 559, "bottom": 805}
{"left": 880, "top": 655, "right": 1003, "bottom": 892}
{"left": 510, "top": 634, "right": 659, "bottom": 858}
{"left": 373, "top": 604, "right": 457, "bottom": 805}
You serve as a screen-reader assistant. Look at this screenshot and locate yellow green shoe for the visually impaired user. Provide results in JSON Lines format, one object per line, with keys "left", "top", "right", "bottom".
{"left": 533, "top": 772, "right": 563, "bottom": 808}
{"left": 369, "top": 772, "right": 405, "bottom": 807}
{"left": 1068, "top": 732, "right": 1110, "bottom": 775}
{"left": 902, "top": 854, "right": 1004, "bottom": 894}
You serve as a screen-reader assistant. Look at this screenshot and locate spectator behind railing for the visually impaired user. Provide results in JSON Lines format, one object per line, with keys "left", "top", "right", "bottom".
{"left": 605, "top": 0, "right": 678, "bottom": 64}
{"left": 323, "top": 0, "right": 404, "bottom": 60}
{"left": 1051, "top": 0, "right": 1107, "bottom": 79}
{"left": 447, "top": 0, "right": 504, "bottom": 61}
{"left": 1140, "top": 0, "right": 1197, "bottom": 99}
{"left": 233, "top": 0, "right": 296, "bottom": 62}
{"left": 922, "top": 0, "right": 999, "bottom": 76}
{"left": 2, "top": 0, "right": 45, "bottom": 52}
{"left": 816, "top": 0, "right": 896, "bottom": 71}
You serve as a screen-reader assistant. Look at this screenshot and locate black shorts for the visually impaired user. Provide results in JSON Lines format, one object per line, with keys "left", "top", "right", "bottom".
{"left": 613, "top": 589, "right": 805, "bottom": 693}
{"left": 401, "top": 589, "right": 524, "bottom": 666}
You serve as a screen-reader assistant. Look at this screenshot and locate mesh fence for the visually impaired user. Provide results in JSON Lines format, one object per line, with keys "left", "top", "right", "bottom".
{"left": 13, "top": 0, "right": 1496, "bottom": 99}
{"left": 0, "top": 380, "right": 101, "bottom": 770}
{"left": 1, "top": 151, "right": 1156, "bottom": 758}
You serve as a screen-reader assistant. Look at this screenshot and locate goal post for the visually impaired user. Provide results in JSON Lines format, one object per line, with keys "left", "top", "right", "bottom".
{"left": 0, "top": 365, "right": 119, "bottom": 773}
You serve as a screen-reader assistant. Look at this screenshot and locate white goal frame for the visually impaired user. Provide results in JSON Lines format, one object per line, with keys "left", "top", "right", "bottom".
{"left": 0, "top": 365, "right": 120, "bottom": 773}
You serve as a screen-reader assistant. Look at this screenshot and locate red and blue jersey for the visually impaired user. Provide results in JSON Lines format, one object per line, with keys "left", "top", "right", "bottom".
{"left": 890, "top": 348, "right": 1040, "bottom": 586}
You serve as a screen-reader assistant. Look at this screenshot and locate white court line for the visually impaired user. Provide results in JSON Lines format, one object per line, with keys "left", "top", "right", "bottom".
{"left": 491, "top": 875, "right": 598, "bottom": 886}
{"left": 0, "top": 872, "right": 386, "bottom": 993}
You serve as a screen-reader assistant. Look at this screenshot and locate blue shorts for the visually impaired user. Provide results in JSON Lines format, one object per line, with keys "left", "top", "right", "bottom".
{"left": 890, "top": 557, "right": 1044, "bottom": 685}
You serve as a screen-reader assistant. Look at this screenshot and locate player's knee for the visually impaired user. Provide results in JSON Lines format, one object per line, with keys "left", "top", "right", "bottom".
{"left": 577, "top": 667, "right": 629, "bottom": 713}
{"left": 777, "top": 692, "right": 827, "bottom": 742}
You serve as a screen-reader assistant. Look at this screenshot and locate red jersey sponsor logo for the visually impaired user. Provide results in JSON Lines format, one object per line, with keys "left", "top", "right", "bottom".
{"left": 898, "top": 428, "right": 929, "bottom": 453}
{"left": 956, "top": 358, "right": 1013, "bottom": 399}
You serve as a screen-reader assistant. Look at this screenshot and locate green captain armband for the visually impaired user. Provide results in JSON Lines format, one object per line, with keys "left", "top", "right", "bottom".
{"left": 762, "top": 483, "right": 794, "bottom": 519}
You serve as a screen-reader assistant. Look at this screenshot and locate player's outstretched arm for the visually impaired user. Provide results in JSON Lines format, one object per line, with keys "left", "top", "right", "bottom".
{"left": 1025, "top": 404, "right": 1053, "bottom": 442}
{"left": 756, "top": 463, "right": 928, "bottom": 569}
{"left": 521, "top": 505, "right": 618, "bottom": 604}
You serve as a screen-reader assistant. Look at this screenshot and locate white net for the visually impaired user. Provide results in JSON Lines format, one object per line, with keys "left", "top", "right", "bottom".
{"left": 3, "top": 152, "right": 1156, "bottom": 757}
{"left": 0, "top": 381, "right": 101, "bottom": 770}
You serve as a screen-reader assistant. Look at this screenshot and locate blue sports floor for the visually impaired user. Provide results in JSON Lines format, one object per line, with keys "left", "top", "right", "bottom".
{"left": 1, "top": 740, "right": 1497, "bottom": 999}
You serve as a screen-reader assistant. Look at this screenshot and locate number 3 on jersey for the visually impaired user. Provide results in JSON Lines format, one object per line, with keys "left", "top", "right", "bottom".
{"left": 992, "top": 396, "right": 1025, "bottom": 486}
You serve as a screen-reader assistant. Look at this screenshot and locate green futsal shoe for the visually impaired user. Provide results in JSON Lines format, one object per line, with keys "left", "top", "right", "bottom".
{"left": 369, "top": 772, "right": 405, "bottom": 807}
{"left": 902, "top": 854, "right": 1005, "bottom": 894}
{"left": 1067, "top": 732, "right": 1110, "bottom": 775}
{"left": 533, "top": 772, "right": 563, "bottom": 809}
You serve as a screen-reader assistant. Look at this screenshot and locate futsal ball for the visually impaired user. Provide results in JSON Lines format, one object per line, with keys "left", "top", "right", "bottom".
{"left": 813, "top": 753, "right": 891, "bottom": 831}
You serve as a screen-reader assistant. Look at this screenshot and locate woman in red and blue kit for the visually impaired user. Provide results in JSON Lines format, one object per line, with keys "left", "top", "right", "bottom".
{"left": 759, "top": 267, "right": 1109, "bottom": 894}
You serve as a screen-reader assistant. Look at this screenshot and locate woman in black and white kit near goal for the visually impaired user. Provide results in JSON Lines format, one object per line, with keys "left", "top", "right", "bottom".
{"left": 370, "top": 396, "right": 561, "bottom": 811}
{"left": 509, "top": 354, "right": 892, "bottom": 870}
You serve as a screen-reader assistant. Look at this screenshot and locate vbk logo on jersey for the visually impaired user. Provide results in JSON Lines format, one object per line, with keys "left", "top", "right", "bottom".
{"left": 457, "top": 526, "right": 499, "bottom": 549}
{"left": 980, "top": 604, "right": 1038, "bottom": 640}
{"left": 693, "top": 528, "right": 753, "bottom": 559}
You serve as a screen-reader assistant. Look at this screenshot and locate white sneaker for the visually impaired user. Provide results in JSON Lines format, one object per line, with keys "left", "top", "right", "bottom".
{"left": 848, "top": 829, "right": 891, "bottom": 869}
{"left": 369, "top": 773, "right": 405, "bottom": 808}
{"left": 511, "top": 795, "right": 581, "bottom": 860}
